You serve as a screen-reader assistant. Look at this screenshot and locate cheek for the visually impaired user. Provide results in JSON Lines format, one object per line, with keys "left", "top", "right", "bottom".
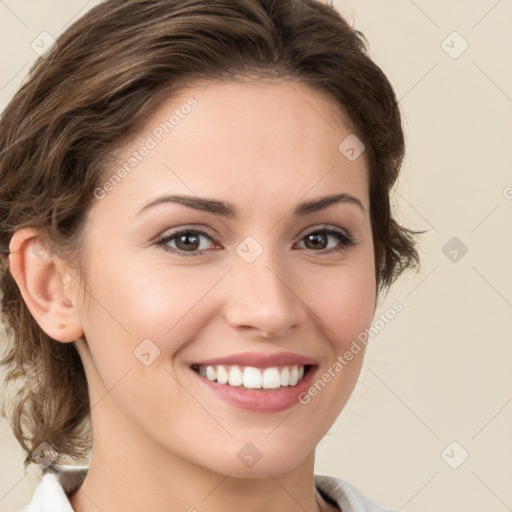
{"left": 302, "top": 256, "right": 376, "bottom": 347}
{"left": 79, "top": 249, "right": 229, "bottom": 358}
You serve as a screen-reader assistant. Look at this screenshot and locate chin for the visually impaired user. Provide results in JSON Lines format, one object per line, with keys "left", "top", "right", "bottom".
{"left": 197, "top": 436, "right": 316, "bottom": 479}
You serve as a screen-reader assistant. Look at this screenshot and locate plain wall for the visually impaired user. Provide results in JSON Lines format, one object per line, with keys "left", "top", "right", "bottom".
{"left": 1, "top": 1, "right": 511, "bottom": 511}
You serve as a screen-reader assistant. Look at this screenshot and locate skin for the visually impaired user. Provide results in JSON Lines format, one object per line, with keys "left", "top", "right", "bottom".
{"left": 9, "top": 79, "right": 376, "bottom": 512}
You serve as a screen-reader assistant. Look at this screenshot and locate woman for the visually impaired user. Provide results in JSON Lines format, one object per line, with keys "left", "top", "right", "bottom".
{"left": 0, "top": 0, "right": 420, "bottom": 510}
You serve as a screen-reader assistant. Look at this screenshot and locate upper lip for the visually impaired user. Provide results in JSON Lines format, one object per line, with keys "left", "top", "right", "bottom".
{"left": 192, "top": 352, "right": 318, "bottom": 369}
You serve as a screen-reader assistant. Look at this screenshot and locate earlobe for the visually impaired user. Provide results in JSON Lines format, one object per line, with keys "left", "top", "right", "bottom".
{"left": 8, "top": 228, "right": 84, "bottom": 343}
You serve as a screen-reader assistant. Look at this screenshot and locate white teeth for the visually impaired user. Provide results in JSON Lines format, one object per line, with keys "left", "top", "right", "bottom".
{"left": 243, "top": 367, "right": 262, "bottom": 389}
{"left": 262, "top": 367, "right": 281, "bottom": 389}
{"left": 196, "top": 364, "right": 307, "bottom": 389}
{"left": 217, "top": 365, "right": 229, "bottom": 385}
{"left": 289, "top": 365, "right": 298, "bottom": 386}
{"left": 228, "top": 366, "right": 243, "bottom": 386}
{"left": 206, "top": 366, "right": 216, "bottom": 381}
{"left": 280, "top": 366, "right": 290, "bottom": 387}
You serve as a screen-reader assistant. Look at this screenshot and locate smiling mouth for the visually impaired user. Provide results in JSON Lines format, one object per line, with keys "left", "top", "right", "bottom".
{"left": 191, "top": 364, "right": 312, "bottom": 390}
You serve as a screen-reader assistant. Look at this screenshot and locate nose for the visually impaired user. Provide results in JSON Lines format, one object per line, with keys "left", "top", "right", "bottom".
{"left": 222, "top": 250, "right": 306, "bottom": 339}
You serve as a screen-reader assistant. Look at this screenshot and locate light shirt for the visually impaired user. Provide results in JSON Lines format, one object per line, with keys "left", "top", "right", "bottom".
{"left": 18, "top": 465, "right": 397, "bottom": 512}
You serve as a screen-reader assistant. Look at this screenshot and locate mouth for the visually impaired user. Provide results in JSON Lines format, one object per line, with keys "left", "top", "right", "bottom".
{"left": 189, "top": 352, "right": 318, "bottom": 412}
{"left": 191, "top": 363, "right": 312, "bottom": 390}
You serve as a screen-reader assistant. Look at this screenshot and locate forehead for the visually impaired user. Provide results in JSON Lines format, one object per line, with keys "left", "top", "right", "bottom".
{"left": 96, "top": 79, "right": 370, "bottom": 220}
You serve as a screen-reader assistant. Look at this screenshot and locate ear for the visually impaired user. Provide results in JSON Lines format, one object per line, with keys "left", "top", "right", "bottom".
{"left": 8, "top": 227, "right": 84, "bottom": 343}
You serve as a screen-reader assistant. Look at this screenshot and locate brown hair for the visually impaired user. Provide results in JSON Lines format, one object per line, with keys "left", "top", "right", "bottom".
{"left": 0, "top": 0, "right": 420, "bottom": 469}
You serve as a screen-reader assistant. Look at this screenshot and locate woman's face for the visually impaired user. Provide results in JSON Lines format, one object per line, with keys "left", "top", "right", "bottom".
{"left": 72, "top": 79, "right": 376, "bottom": 478}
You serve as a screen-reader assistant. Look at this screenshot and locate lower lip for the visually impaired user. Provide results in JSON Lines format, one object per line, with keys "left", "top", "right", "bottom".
{"left": 193, "top": 367, "right": 317, "bottom": 413}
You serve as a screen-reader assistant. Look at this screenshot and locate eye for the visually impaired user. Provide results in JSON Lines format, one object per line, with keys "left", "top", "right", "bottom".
{"left": 154, "top": 225, "right": 356, "bottom": 257}
{"left": 155, "top": 228, "right": 219, "bottom": 257}
{"left": 295, "top": 226, "right": 356, "bottom": 253}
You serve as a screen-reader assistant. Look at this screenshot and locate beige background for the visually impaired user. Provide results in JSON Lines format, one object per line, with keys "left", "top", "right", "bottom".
{"left": 1, "top": 1, "right": 511, "bottom": 511}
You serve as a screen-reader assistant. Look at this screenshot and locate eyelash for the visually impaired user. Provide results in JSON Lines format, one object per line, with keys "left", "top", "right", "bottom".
{"left": 154, "top": 225, "right": 357, "bottom": 258}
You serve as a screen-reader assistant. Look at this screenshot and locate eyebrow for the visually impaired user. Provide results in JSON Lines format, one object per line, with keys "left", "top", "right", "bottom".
{"left": 137, "top": 192, "right": 365, "bottom": 217}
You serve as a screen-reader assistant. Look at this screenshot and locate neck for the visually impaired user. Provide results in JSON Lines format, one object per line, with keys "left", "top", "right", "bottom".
{"left": 69, "top": 396, "right": 333, "bottom": 512}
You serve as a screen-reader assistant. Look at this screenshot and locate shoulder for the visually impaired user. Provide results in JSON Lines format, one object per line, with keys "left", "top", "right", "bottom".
{"left": 315, "top": 474, "right": 398, "bottom": 512}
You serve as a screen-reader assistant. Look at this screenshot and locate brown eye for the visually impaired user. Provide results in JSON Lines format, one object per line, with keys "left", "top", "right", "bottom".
{"left": 304, "top": 232, "right": 329, "bottom": 250}
{"left": 174, "top": 232, "right": 202, "bottom": 251}
{"left": 297, "top": 228, "right": 355, "bottom": 253}
{"left": 155, "top": 229, "right": 218, "bottom": 257}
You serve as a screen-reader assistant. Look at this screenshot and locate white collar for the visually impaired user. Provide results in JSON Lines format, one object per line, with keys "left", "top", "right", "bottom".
{"left": 19, "top": 466, "right": 87, "bottom": 512}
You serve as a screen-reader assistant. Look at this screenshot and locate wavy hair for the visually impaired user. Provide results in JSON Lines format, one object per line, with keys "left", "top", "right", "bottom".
{"left": 0, "top": 0, "right": 420, "bottom": 468}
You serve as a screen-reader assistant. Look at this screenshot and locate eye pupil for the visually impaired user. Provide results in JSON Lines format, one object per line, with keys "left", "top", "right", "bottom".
{"left": 176, "top": 233, "right": 200, "bottom": 251}
{"left": 305, "top": 232, "right": 327, "bottom": 250}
